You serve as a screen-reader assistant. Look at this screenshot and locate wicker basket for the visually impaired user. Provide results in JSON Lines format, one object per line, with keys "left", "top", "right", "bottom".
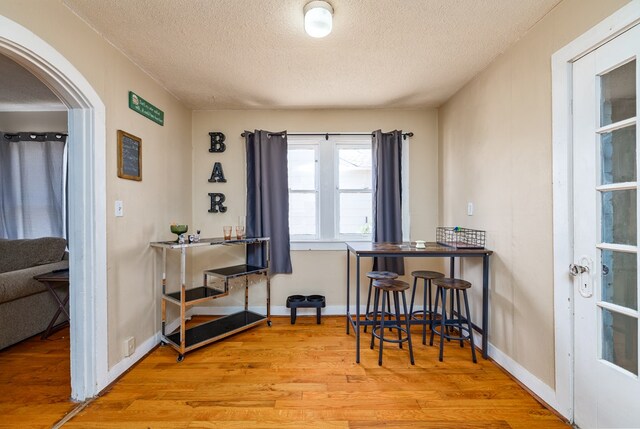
{"left": 436, "top": 227, "right": 485, "bottom": 249}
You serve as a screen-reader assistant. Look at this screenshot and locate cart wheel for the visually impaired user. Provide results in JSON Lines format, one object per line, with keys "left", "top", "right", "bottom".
{"left": 160, "top": 340, "right": 166, "bottom": 346}
{"left": 177, "top": 354, "right": 184, "bottom": 363}
{"left": 267, "top": 320, "right": 272, "bottom": 327}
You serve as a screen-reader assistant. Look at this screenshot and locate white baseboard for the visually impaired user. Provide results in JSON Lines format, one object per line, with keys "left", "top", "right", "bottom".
{"left": 484, "top": 339, "right": 562, "bottom": 417}
{"left": 106, "top": 332, "right": 160, "bottom": 386}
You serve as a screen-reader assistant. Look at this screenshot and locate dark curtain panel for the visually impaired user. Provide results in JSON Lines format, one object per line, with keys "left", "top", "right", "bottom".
{"left": 372, "top": 129, "right": 404, "bottom": 275}
{"left": 245, "top": 130, "right": 292, "bottom": 275}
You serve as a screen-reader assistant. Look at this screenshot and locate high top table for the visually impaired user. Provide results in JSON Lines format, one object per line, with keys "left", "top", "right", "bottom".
{"left": 345, "top": 241, "right": 493, "bottom": 362}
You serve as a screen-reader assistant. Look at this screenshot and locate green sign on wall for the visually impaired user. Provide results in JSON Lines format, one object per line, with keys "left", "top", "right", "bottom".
{"left": 128, "top": 91, "right": 164, "bottom": 126}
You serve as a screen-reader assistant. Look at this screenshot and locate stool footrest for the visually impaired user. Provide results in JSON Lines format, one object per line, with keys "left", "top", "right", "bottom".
{"left": 410, "top": 310, "right": 435, "bottom": 319}
{"left": 372, "top": 326, "right": 411, "bottom": 344}
{"left": 432, "top": 325, "right": 473, "bottom": 342}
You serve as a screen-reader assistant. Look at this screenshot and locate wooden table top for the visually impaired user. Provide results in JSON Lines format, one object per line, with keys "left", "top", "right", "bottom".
{"left": 345, "top": 241, "right": 493, "bottom": 256}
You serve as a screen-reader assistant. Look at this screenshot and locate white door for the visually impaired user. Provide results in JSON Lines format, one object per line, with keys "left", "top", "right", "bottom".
{"left": 572, "top": 24, "right": 640, "bottom": 429}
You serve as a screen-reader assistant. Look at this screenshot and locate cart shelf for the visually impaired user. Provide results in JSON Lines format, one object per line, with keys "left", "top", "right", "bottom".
{"left": 165, "top": 311, "right": 266, "bottom": 351}
{"left": 163, "top": 286, "right": 227, "bottom": 306}
{"left": 150, "top": 237, "right": 271, "bottom": 362}
{"left": 204, "top": 264, "right": 267, "bottom": 279}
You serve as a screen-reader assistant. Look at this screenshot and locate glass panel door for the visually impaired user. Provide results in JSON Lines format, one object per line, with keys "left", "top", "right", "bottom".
{"left": 572, "top": 23, "right": 640, "bottom": 428}
{"left": 597, "top": 59, "right": 638, "bottom": 377}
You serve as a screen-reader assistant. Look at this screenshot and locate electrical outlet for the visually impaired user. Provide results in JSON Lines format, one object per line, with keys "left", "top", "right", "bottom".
{"left": 124, "top": 336, "right": 135, "bottom": 357}
{"left": 467, "top": 202, "right": 474, "bottom": 216}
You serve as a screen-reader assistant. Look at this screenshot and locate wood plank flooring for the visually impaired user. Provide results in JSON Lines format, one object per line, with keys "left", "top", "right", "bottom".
{"left": 1, "top": 316, "right": 569, "bottom": 428}
{"left": 0, "top": 328, "right": 76, "bottom": 429}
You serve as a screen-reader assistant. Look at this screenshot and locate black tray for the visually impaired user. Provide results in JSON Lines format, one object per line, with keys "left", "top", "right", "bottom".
{"left": 166, "top": 310, "right": 266, "bottom": 348}
{"left": 164, "top": 286, "right": 226, "bottom": 303}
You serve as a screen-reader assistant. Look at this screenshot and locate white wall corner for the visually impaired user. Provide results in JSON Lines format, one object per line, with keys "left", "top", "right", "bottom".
{"left": 487, "top": 341, "right": 563, "bottom": 417}
{"left": 107, "top": 332, "right": 161, "bottom": 386}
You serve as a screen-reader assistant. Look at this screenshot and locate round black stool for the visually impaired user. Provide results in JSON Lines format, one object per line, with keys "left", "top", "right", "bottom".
{"left": 369, "top": 279, "right": 415, "bottom": 366}
{"left": 409, "top": 270, "right": 445, "bottom": 345}
{"left": 364, "top": 271, "right": 398, "bottom": 333}
{"left": 429, "top": 278, "right": 477, "bottom": 363}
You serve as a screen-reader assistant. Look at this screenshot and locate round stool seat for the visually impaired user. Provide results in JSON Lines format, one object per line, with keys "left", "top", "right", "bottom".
{"left": 367, "top": 271, "right": 399, "bottom": 280}
{"left": 411, "top": 270, "right": 445, "bottom": 280}
{"left": 432, "top": 278, "right": 472, "bottom": 290}
{"left": 372, "top": 279, "right": 410, "bottom": 292}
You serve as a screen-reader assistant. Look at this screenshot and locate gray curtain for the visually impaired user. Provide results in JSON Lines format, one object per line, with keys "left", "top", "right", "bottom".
{"left": 245, "top": 130, "right": 292, "bottom": 274}
{"left": 0, "top": 132, "right": 67, "bottom": 239}
{"left": 372, "top": 129, "right": 404, "bottom": 275}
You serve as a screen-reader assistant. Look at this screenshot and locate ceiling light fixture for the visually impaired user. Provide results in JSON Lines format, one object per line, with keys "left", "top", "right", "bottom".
{"left": 304, "top": 1, "right": 333, "bottom": 38}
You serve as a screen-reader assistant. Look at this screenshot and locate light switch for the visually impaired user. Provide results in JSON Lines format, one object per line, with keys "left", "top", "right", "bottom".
{"left": 467, "top": 202, "right": 474, "bottom": 216}
{"left": 115, "top": 200, "right": 124, "bottom": 217}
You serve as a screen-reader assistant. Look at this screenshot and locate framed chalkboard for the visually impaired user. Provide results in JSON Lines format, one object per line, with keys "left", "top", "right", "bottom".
{"left": 117, "top": 130, "right": 142, "bottom": 181}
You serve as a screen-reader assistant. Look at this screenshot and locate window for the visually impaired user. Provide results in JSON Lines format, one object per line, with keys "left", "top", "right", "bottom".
{"left": 288, "top": 135, "right": 373, "bottom": 243}
{"left": 0, "top": 133, "right": 67, "bottom": 239}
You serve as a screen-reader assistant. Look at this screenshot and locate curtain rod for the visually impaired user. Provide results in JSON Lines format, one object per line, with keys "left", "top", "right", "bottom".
{"left": 240, "top": 131, "right": 414, "bottom": 140}
{"left": 2, "top": 132, "right": 68, "bottom": 142}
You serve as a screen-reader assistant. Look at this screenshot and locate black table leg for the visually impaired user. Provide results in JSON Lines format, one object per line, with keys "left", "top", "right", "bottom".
{"left": 482, "top": 254, "right": 490, "bottom": 359}
{"left": 346, "top": 248, "right": 350, "bottom": 335}
{"left": 356, "top": 256, "right": 361, "bottom": 363}
{"left": 41, "top": 281, "right": 70, "bottom": 339}
{"left": 449, "top": 257, "right": 455, "bottom": 278}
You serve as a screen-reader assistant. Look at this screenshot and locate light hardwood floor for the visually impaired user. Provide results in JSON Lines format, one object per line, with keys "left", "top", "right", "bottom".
{"left": 1, "top": 316, "right": 569, "bottom": 428}
{"left": 0, "top": 327, "right": 75, "bottom": 428}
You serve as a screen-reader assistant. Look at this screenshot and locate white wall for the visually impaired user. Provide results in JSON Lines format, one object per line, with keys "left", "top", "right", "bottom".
{"left": 438, "top": 0, "right": 631, "bottom": 388}
{"left": 0, "top": 111, "right": 67, "bottom": 132}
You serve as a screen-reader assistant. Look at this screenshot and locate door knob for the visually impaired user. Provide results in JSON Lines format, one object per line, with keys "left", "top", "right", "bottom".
{"left": 569, "top": 263, "right": 589, "bottom": 276}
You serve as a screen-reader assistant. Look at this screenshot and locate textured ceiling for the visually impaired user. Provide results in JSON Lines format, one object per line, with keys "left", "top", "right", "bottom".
{"left": 56, "top": 0, "right": 562, "bottom": 110}
{"left": 0, "top": 54, "right": 65, "bottom": 111}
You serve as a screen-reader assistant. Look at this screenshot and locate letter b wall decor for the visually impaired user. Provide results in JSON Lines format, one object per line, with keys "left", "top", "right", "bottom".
{"left": 209, "top": 132, "right": 226, "bottom": 153}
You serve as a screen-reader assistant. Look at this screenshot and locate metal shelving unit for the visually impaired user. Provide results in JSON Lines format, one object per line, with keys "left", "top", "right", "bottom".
{"left": 150, "top": 237, "right": 270, "bottom": 362}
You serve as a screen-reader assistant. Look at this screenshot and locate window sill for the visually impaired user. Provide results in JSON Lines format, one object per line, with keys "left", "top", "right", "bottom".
{"left": 290, "top": 240, "right": 368, "bottom": 251}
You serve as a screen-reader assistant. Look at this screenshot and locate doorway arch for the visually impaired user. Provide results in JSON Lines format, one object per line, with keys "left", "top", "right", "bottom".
{"left": 0, "top": 15, "right": 108, "bottom": 401}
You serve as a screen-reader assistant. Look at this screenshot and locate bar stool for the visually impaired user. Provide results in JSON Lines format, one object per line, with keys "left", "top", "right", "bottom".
{"left": 369, "top": 279, "right": 415, "bottom": 366}
{"left": 409, "top": 270, "right": 444, "bottom": 344}
{"left": 429, "top": 278, "right": 477, "bottom": 363}
{"left": 364, "top": 271, "right": 398, "bottom": 332}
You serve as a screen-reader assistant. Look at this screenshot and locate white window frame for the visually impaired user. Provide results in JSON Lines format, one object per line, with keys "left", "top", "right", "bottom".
{"left": 334, "top": 142, "right": 373, "bottom": 241}
{"left": 288, "top": 133, "right": 410, "bottom": 251}
{"left": 288, "top": 142, "right": 320, "bottom": 240}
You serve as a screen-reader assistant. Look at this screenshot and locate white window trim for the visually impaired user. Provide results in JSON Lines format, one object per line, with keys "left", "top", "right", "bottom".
{"left": 289, "top": 133, "right": 411, "bottom": 251}
{"left": 288, "top": 142, "right": 320, "bottom": 241}
{"left": 335, "top": 141, "right": 373, "bottom": 242}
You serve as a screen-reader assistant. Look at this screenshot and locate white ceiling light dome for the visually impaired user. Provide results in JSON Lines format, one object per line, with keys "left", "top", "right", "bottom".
{"left": 304, "top": 1, "right": 333, "bottom": 38}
